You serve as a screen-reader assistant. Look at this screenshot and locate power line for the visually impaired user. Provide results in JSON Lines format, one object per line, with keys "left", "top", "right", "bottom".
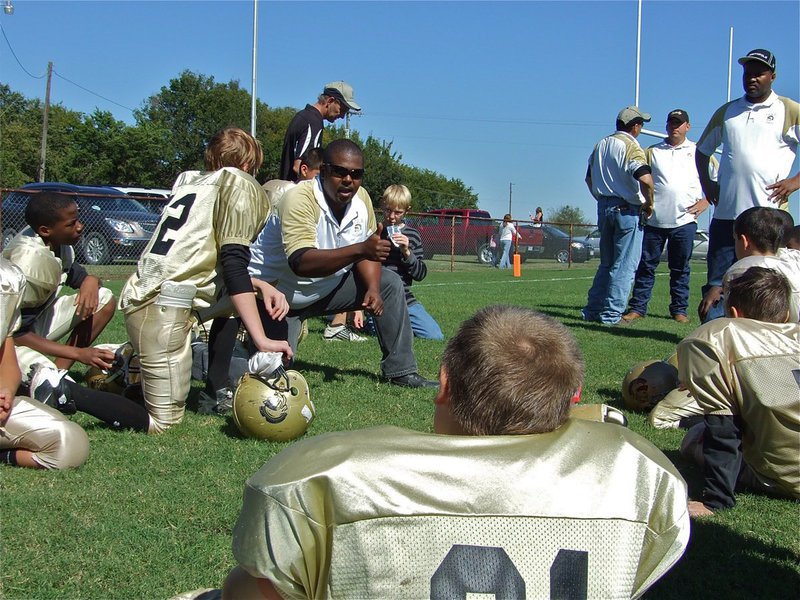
{"left": 0, "top": 22, "right": 44, "bottom": 78}
{"left": 53, "top": 70, "right": 135, "bottom": 113}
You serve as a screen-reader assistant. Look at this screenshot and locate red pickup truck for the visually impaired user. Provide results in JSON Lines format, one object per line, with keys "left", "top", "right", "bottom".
{"left": 410, "top": 208, "right": 496, "bottom": 263}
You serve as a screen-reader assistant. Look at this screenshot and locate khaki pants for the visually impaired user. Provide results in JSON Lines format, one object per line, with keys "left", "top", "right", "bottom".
{"left": 125, "top": 303, "right": 194, "bottom": 434}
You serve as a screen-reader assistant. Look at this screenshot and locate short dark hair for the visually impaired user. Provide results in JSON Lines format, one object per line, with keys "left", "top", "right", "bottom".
{"left": 774, "top": 209, "right": 795, "bottom": 247}
{"left": 322, "top": 139, "right": 362, "bottom": 165}
{"left": 300, "top": 147, "right": 324, "bottom": 171}
{"left": 786, "top": 225, "right": 800, "bottom": 249}
{"left": 733, "top": 207, "right": 786, "bottom": 254}
{"left": 24, "top": 191, "right": 77, "bottom": 230}
{"left": 616, "top": 118, "right": 643, "bottom": 132}
{"left": 725, "top": 266, "right": 791, "bottom": 323}
{"left": 442, "top": 305, "right": 584, "bottom": 435}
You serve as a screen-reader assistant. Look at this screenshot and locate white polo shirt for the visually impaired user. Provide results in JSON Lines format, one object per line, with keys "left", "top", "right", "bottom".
{"left": 588, "top": 132, "right": 648, "bottom": 205}
{"left": 645, "top": 140, "right": 718, "bottom": 228}
{"left": 249, "top": 177, "right": 376, "bottom": 309}
{"left": 697, "top": 92, "right": 800, "bottom": 220}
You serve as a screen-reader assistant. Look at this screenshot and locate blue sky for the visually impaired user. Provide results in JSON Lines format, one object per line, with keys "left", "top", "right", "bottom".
{"left": 2, "top": 0, "right": 799, "bottom": 225}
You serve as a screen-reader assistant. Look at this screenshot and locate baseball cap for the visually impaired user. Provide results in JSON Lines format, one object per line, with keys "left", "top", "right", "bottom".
{"left": 737, "top": 49, "right": 776, "bottom": 71}
{"left": 323, "top": 81, "right": 361, "bottom": 112}
{"left": 617, "top": 106, "right": 651, "bottom": 126}
{"left": 667, "top": 109, "right": 689, "bottom": 124}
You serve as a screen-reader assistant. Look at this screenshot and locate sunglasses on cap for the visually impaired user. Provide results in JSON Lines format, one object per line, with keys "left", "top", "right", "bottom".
{"left": 325, "top": 164, "right": 365, "bottom": 179}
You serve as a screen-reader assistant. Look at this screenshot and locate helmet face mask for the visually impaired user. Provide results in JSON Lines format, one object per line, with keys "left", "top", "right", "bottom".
{"left": 233, "top": 369, "right": 315, "bottom": 441}
{"left": 621, "top": 360, "right": 680, "bottom": 412}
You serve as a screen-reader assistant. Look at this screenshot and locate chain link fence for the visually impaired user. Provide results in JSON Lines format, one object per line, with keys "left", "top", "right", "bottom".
{"left": 1, "top": 187, "right": 596, "bottom": 280}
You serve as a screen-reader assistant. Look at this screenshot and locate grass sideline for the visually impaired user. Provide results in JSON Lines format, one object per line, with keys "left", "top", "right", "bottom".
{"left": 2, "top": 264, "right": 798, "bottom": 599}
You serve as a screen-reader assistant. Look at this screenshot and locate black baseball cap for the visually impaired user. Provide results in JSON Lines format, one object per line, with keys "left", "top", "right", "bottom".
{"left": 738, "top": 49, "right": 776, "bottom": 71}
{"left": 667, "top": 109, "right": 689, "bottom": 124}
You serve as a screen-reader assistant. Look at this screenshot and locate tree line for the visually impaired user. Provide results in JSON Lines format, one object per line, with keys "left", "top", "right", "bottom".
{"left": 0, "top": 71, "right": 477, "bottom": 213}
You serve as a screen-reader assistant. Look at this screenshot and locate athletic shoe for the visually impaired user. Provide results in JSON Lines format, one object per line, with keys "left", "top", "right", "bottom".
{"left": 323, "top": 324, "right": 366, "bottom": 342}
{"left": 672, "top": 314, "right": 690, "bottom": 323}
{"left": 28, "top": 363, "right": 76, "bottom": 415}
{"left": 197, "top": 388, "right": 233, "bottom": 415}
{"left": 389, "top": 373, "right": 439, "bottom": 389}
{"left": 297, "top": 320, "right": 309, "bottom": 345}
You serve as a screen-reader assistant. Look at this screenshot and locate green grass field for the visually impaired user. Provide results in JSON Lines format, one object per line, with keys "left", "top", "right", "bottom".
{"left": 2, "top": 263, "right": 798, "bottom": 599}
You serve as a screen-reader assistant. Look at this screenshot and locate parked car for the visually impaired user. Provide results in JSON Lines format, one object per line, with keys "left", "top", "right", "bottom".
{"left": 110, "top": 186, "right": 172, "bottom": 214}
{"left": 517, "top": 224, "right": 591, "bottom": 263}
{"left": 1, "top": 182, "right": 160, "bottom": 265}
{"left": 585, "top": 228, "right": 709, "bottom": 261}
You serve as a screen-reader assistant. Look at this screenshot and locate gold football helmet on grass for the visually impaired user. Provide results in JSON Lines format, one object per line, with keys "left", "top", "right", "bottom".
{"left": 621, "top": 360, "right": 680, "bottom": 412}
{"left": 233, "top": 369, "right": 315, "bottom": 441}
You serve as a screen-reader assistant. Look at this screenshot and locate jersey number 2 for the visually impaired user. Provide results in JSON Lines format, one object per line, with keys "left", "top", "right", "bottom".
{"left": 431, "top": 544, "right": 588, "bottom": 599}
{"left": 150, "top": 193, "right": 196, "bottom": 256}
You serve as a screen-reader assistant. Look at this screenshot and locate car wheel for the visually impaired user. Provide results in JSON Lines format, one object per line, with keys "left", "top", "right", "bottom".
{"left": 422, "top": 248, "right": 434, "bottom": 260}
{"left": 477, "top": 243, "right": 495, "bottom": 265}
{"left": 2, "top": 228, "right": 17, "bottom": 249}
{"left": 81, "top": 233, "right": 111, "bottom": 265}
{"left": 555, "top": 249, "right": 570, "bottom": 263}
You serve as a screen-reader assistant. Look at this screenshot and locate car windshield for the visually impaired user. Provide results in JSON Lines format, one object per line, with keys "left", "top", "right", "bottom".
{"left": 78, "top": 196, "right": 149, "bottom": 213}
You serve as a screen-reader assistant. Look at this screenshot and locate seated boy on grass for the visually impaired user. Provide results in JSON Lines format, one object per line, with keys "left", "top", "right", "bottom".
{"left": 679, "top": 266, "right": 799, "bottom": 517}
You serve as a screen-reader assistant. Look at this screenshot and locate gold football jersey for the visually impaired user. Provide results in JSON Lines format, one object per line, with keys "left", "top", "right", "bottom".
{"left": 232, "top": 421, "right": 689, "bottom": 599}
{"left": 0, "top": 257, "right": 25, "bottom": 339}
{"left": 120, "top": 168, "right": 269, "bottom": 312}
{"left": 678, "top": 318, "right": 800, "bottom": 498}
{"left": 2, "top": 229, "right": 73, "bottom": 309}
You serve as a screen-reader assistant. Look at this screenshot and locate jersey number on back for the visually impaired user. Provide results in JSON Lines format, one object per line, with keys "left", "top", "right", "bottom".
{"left": 150, "top": 194, "right": 196, "bottom": 256}
{"left": 431, "top": 544, "right": 588, "bottom": 599}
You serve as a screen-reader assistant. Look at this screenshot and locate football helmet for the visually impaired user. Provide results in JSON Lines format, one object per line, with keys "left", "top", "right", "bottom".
{"left": 233, "top": 369, "right": 315, "bottom": 441}
{"left": 621, "top": 360, "right": 679, "bottom": 412}
{"left": 85, "top": 343, "right": 139, "bottom": 396}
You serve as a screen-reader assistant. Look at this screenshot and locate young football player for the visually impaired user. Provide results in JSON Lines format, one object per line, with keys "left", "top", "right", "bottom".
{"left": 0, "top": 256, "right": 89, "bottom": 469}
{"left": 679, "top": 266, "right": 799, "bottom": 517}
{"left": 699, "top": 206, "right": 799, "bottom": 322}
{"left": 223, "top": 306, "right": 689, "bottom": 599}
{"left": 374, "top": 184, "right": 443, "bottom": 339}
{"left": 120, "top": 127, "right": 292, "bottom": 433}
{"left": 198, "top": 147, "right": 323, "bottom": 415}
{"left": 3, "top": 191, "right": 151, "bottom": 432}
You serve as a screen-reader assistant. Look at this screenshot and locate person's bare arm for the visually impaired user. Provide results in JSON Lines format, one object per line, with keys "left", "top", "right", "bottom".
{"left": 14, "top": 332, "right": 114, "bottom": 369}
{"left": 637, "top": 173, "right": 655, "bottom": 218}
{"left": 695, "top": 151, "right": 719, "bottom": 205}
{"left": 292, "top": 225, "right": 390, "bottom": 278}
{"left": 354, "top": 259, "right": 384, "bottom": 316}
{"left": 766, "top": 173, "right": 800, "bottom": 204}
{"left": 0, "top": 337, "right": 21, "bottom": 425}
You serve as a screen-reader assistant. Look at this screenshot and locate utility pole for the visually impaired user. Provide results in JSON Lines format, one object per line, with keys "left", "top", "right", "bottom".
{"left": 345, "top": 113, "right": 350, "bottom": 139}
{"left": 508, "top": 182, "right": 514, "bottom": 215}
{"left": 38, "top": 61, "right": 53, "bottom": 182}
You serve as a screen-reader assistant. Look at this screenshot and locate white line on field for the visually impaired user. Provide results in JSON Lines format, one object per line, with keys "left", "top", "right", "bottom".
{"left": 415, "top": 270, "right": 707, "bottom": 288}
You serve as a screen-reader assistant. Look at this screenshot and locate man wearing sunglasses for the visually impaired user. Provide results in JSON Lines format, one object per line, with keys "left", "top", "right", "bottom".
{"left": 253, "top": 139, "right": 438, "bottom": 388}
{"left": 278, "top": 81, "right": 361, "bottom": 183}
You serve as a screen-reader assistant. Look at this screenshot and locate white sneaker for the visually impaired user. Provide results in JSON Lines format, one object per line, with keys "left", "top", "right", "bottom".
{"left": 28, "top": 363, "right": 76, "bottom": 414}
{"left": 323, "top": 324, "right": 366, "bottom": 342}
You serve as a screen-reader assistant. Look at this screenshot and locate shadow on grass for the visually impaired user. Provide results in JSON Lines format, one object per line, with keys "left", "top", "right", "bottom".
{"left": 649, "top": 518, "right": 800, "bottom": 599}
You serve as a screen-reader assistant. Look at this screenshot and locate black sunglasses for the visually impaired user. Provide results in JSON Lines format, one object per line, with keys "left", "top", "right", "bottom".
{"left": 325, "top": 164, "right": 365, "bottom": 179}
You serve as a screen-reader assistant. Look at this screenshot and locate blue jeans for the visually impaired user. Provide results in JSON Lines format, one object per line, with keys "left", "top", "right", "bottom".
{"left": 702, "top": 218, "right": 736, "bottom": 323}
{"left": 498, "top": 240, "right": 512, "bottom": 269}
{"left": 582, "top": 199, "right": 644, "bottom": 324}
{"left": 408, "top": 302, "right": 444, "bottom": 340}
{"left": 364, "top": 301, "right": 444, "bottom": 340}
{"left": 628, "top": 222, "right": 696, "bottom": 317}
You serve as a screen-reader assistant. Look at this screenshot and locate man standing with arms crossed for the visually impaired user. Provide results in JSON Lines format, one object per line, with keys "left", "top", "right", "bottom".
{"left": 623, "top": 110, "right": 717, "bottom": 324}
{"left": 583, "top": 107, "right": 655, "bottom": 325}
{"left": 695, "top": 48, "right": 800, "bottom": 321}
{"left": 279, "top": 81, "right": 361, "bottom": 182}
